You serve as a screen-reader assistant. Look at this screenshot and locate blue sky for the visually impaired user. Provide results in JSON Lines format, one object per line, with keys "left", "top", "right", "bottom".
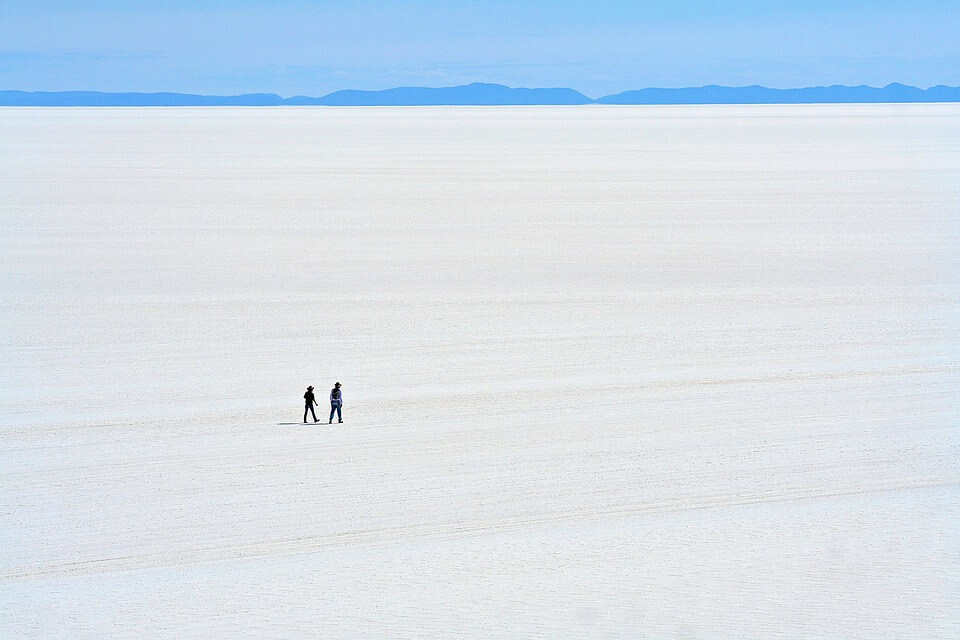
{"left": 1, "top": 1, "right": 957, "bottom": 97}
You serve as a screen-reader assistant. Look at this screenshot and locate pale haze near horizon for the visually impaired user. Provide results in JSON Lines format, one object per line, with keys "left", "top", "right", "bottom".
{"left": 1, "top": 105, "right": 958, "bottom": 637}
{"left": 1, "top": 0, "right": 959, "bottom": 97}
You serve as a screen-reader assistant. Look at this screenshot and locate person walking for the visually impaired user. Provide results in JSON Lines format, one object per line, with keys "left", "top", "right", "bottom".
{"left": 329, "top": 382, "right": 343, "bottom": 424}
{"left": 303, "top": 385, "right": 319, "bottom": 423}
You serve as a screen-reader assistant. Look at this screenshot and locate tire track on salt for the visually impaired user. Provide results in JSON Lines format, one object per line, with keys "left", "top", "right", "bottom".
{"left": 3, "top": 474, "right": 952, "bottom": 582}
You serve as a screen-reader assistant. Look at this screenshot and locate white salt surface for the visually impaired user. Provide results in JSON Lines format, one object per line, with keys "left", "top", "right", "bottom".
{"left": 1, "top": 105, "right": 959, "bottom": 638}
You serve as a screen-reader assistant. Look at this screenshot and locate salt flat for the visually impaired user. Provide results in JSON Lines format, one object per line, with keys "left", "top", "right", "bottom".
{"left": 1, "top": 105, "right": 958, "bottom": 638}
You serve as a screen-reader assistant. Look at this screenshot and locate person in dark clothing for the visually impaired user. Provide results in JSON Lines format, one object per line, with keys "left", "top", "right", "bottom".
{"left": 329, "top": 382, "right": 343, "bottom": 424}
{"left": 304, "top": 385, "right": 319, "bottom": 423}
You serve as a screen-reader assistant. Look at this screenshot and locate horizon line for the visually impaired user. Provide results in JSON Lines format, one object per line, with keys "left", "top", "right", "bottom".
{"left": 4, "top": 81, "right": 959, "bottom": 99}
{"left": 3, "top": 82, "right": 959, "bottom": 106}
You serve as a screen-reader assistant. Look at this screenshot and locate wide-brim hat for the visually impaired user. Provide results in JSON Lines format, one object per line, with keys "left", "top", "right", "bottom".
{"left": 335, "top": 382, "right": 341, "bottom": 387}
{"left": 307, "top": 386, "right": 314, "bottom": 390}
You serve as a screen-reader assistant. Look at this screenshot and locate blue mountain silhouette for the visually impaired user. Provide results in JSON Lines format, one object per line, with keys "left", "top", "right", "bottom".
{"left": 297, "top": 82, "right": 593, "bottom": 105}
{"left": 595, "top": 83, "right": 958, "bottom": 104}
{"left": 0, "top": 91, "right": 286, "bottom": 106}
{"left": 1, "top": 83, "right": 958, "bottom": 106}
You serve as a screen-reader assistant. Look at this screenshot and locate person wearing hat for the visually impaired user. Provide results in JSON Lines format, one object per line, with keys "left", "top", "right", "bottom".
{"left": 329, "top": 382, "right": 343, "bottom": 424}
{"left": 303, "top": 385, "right": 319, "bottom": 423}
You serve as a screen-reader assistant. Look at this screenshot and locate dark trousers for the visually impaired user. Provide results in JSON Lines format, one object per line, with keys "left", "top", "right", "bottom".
{"left": 330, "top": 403, "right": 342, "bottom": 422}
{"left": 304, "top": 403, "right": 317, "bottom": 422}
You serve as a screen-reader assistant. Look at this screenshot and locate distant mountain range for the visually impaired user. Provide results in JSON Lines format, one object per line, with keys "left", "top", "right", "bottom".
{"left": 2, "top": 82, "right": 958, "bottom": 106}
{"left": 305, "top": 84, "right": 592, "bottom": 105}
{"left": 596, "top": 83, "right": 960, "bottom": 104}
